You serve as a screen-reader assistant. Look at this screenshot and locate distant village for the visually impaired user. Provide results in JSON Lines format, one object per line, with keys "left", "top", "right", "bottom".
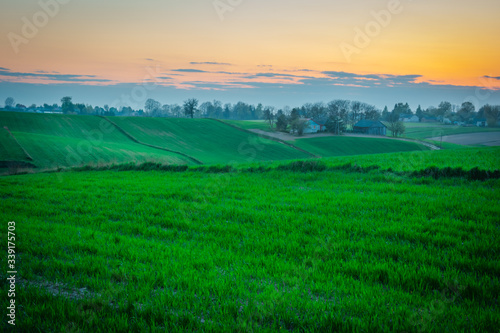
{"left": 2, "top": 97, "right": 498, "bottom": 137}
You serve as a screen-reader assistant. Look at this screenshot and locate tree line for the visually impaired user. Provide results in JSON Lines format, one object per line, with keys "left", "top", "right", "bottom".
{"left": 3, "top": 96, "right": 499, "bottom": 132}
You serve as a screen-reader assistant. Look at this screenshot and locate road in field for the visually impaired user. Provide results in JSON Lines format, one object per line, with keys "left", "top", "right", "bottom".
{"left": 428, "top": 132, "right": 500, "bottom": 146}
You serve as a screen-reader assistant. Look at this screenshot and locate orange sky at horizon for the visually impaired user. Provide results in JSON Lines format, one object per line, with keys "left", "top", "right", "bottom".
{"left": 1, "top": 0, "right": 500, "bottom": 104}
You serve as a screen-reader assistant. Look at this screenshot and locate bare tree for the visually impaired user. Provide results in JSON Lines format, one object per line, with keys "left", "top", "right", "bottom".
{"left": 263, "top": 106, "right": 275, "bottom": 129}
{"left": 144, "top": 99, "right": 161, "bottom": 117}
{"left": 5, "top": 97, "right": 14, "bottom": 108}
{"left": 183, "top": 98, "right": 199, "bottom": 118}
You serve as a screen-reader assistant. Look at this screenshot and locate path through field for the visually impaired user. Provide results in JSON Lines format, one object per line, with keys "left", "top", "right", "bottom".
{"left": 428, "top": 132, "right": 500, "bottom": 146}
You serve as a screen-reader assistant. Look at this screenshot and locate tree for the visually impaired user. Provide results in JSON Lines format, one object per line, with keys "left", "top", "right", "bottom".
{"left": 458, "top": 102, "right": 475, "bottom": 122}
{"left": 388, "top": 120, "right": 405, "bottom": 137}
{"left": 436, "top": 101, "right": 452, "bottom": 118}
{"left": 290, "top": 108, "right": 300, "bottom": 123}
{"left": 415, "top": 105, "right": 424, "bottom": 119}
{"left": 325, "top": 116, "right": 345, "bottom": 135}
{"left": 290, "top": 119, "right": 309, "bottom": 136}
{"left": 275, "top": 110, "right": 288, "bottom": 132}
{"left": 145, "top": 99, "right": 161, "bottom": 117}
{"left": 364, "top": 106, "right": 380, "bottom": 120}
{"left": 263, "top": 107, "right": 275, "bottom": 129}
{"left": 482, "top": 104, "right": 500, "bottom": 127}
{"left": 183, "top": 98, "right": 199, "bottom": 118}
{"left": 381, "top": 106, "right": 390, "bottom": 120}
{"left": 74, "top": 103, "right": 86, "bottom": 114}
{"left": 392, "top": 102, "right": 412, "bottom": 120}
{"left": 5, "top": 97, "right": 14, "bottom": 109}
{"left": 61, "top": 96, "right": 74, "bottom": 114}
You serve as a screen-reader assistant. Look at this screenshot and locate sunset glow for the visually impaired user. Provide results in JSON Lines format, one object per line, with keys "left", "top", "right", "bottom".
{"left": 1, "top": 0, "right": 500, "bottom": 108}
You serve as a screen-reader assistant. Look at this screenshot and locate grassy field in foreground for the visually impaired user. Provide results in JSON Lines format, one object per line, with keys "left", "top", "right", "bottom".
{"left": 109, "top": 117, "right": 309, "bottom": 164}
{"left": 292, "top": 136, "right": 429, "bottom": 157}
{"left": 1, "top": 148, "right": 499, "bottom": 332}
{"left": 0, "top": 112, "right": 194, "bottom": 171}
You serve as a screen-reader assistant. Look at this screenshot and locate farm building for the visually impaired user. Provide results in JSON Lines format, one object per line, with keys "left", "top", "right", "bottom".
{"left": 353, "top": 120, "right": 387, "bottom": 136}
{"left": 474, "top": 118, "right": 487, "bottom": 127}
{"left": 400, "top": 114, "right": 419, "bottom": 123}
{"left": 303, "top": 119, "right": 322, "bottom": 134}
{"left": 312, "top": 118, "right": 327, "bottom": 132}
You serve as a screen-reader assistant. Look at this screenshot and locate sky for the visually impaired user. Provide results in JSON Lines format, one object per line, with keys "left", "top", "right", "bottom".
{"left": 1, "top": 0, "right": 500, "bottom": 111}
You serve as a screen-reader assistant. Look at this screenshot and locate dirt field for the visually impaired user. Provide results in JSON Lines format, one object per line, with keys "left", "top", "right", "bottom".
{"left": 428, "top": 132, "right": 500, "bottom": 146}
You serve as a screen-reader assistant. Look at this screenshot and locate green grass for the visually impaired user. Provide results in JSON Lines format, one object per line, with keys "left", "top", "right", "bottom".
{"left": 1, "top": 148, "right": 499, "bottom": 332}
{"left": 0, "top": 127, "right": 29, "bottom": 162}
{"left": 395, "top": 124, "right": 500, "bottom": 140}
{"left": 222, "top": 119, "right": 272, "bottom": 131}
{"left": 0, "top": 112, "right": 200, "bottom": 171}
{"left": 292, "top": 136, "right": 430, "bottom": 157}
{"left": 109, "top": 117, "right": 311, "bottom": 164}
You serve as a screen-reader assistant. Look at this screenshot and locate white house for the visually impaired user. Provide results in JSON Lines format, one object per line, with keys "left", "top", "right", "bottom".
{"left": 401, "top": 115, "right": 419, "bottom": 123}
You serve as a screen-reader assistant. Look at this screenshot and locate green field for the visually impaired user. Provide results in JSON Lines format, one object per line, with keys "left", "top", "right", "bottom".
{"left": 1, "top": 113, "right": 441, "bottom": 175}
{"left": 0, "top": 112, "right": 194, "bottom": 171}
{"left": 109, "top": 117, "right": 311, "bottom": 164}
{"left": 0, "top": 127, "right": 30, "bottom": 163}
{"left": 393, "top": 123, "right": 500, "bottom": 140}
{"left": 1, "top": 147, "right": 499, "bottom": 332}
{"left": 292, "top": 136, "right": 429, "bottom": 157}
{"left": 222, "top": 120, "right": 272, "bottom": 131}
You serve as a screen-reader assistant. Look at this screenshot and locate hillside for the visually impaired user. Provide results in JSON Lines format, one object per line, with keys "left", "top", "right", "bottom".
{"left": 1, "top": 113, "right": 474, "bottom": 175}
{"left": 108, "top": 117, "right": 312, "bottom": 164}
{"left": 0, "top": 112, "right": 198, "bottom": 171}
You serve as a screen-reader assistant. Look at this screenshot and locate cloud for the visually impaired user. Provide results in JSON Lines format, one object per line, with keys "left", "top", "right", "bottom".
{"left": 190, "top": 62, "right": 232, "bottom": 66}
{"left": 484, "top": 75, "right": 500, "bottom": 81}
{"left": 171, "top": 69, "right": 208, "bottom": 73}
{"left": 0, "top": 68, "right": 112, "bottom": 83}
{"left": 319, "top": 71, "right": 422, "bottom": 87}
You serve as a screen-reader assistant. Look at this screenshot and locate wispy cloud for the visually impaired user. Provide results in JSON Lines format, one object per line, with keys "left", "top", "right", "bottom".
{"left": 484, "top": 75, "right": 500, "bottom": 81}
{"left": 171, "top": 69, "right": 208, "bottom": 73}
{"left": 0, "top": 68, "right": 112, "bottom": 83}
{"left": 190, "top": 62, "right": 232, "bottom": 66}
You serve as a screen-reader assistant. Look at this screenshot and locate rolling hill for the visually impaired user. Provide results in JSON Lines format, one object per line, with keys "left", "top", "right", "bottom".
{"left": 292, "top": 136, "right": 429, "bottom": 157}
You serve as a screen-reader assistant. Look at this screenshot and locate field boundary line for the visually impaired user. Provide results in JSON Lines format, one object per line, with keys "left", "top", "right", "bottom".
{"left": 97, "top": 116, "right": 204, "bottom": 165}
{"left": 212, "top": 119, "right": 319, "bottom": 158}
{"left": 2, "top": 126, "right": 34, "bottom": 161}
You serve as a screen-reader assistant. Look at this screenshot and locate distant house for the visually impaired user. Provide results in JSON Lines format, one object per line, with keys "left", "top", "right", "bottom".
{"left": 474, "top": 118, "right": 487, "bottom": 127}
{"left": 304, "top": 119, "right": 322, "bottom": 134}
{"left": 421, "top": 116, "right": 439, "bottom": 123}
{"left": 400, "top": 114, "right": 419, "bottom": 123}
{"left": 353, "top": 120, "right": 387, "bottom": 136}
{"left": 312, "top": 118, "right": 327, "bottom": 132}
